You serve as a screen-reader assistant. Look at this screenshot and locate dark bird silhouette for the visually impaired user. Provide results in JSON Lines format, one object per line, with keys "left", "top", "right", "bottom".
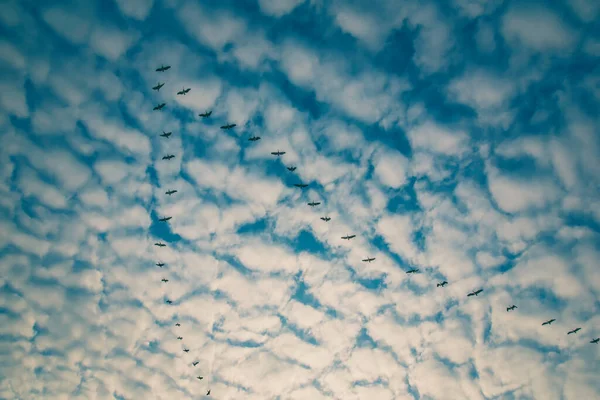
{"left": 542, "top": 319, "right": 556, "bottom": 326}
{"left": 507, "top": 305, "right": 517, "bottom": 312}
{"left": 467, "top": 289, "right": 483, "bottom": 296}
{"left": 437, "top": 281, "right": 448, "bottom": 287}
{"left": 568, "top": 328, "right": 581, "bottom": 335}
{"left": 156, "top": 65, "right": 171, "bottom": 72}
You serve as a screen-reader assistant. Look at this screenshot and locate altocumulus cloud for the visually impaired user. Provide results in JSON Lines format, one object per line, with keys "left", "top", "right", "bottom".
{"left": 1, "top": 0, "right": 599, "bottom": 399}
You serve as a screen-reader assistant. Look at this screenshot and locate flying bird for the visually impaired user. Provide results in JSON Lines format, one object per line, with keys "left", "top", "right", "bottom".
{"left": 156, "top": 262, "right": 165, "bottom": 267}
{"left": 362, "top": 257, "right": 375, "bottom": 262}
{"left": 287, "top": 166, "right": 297, "bottom": 172}
{"left": 156, "top": 65, "right": 171, "bottom": 72}
{"left": 159, "top": 216, "right": 172, "bottom": 222}
{"left": 271, "top": 150, "right": 285, "bottom": 156}
{"left": 192, "top": 361, "right": 199, "bottom": 366}
{"left": 341, "top": 234, "right": 356, "bottom": 240}
{"left": 153, "top": 103, "right": 166, "bottom": 111}
{"left": 160, "top": 131, "right": 172, "bottom": 138}
{"left": 507, "top": 305, "right": 517, "bottom": 312}
{"left": 248, "top": 136, "right": 261, "bottom": 141}
{"left": 568, "top": 328, "right": 581, "bottom": 335}
{"left": 542, "top": 319, "right": 556, "bottom": 326}
{"left": 320, "top": 216, "right": 331, "bottom": 222}
{"left": 153, "top": 82, "right": 165, "bottom": 91}
{"left": 162, "top": 154, "right": 175, "bottom": 160}
{"left": 294, "top": 183, "right": 308, "bottom": 188}
{"left": 206, "top": 390, "right": 210, "bottom": 395}
{"left": 165, "top": 189, "right": 177, "bottom": 195}
{"left": 154, "top": 242, "right": 166, "bottom": 247}
{"left": 197, "top": 376, "right": 203, "bottom": 380}
{"left": 177, "top": 87, "right": 191, "bottom": 95}
{"left": 199, "top": 111, "right": 212, "bottom": 118}
{"left": 183, "top": 349, "right": 189, "bottom": 353}
{"left": 437, "top": 281, "right": 448, "bottom": 287}
{"left": 177, "top": 336, "right": 183, "bottom": 340}
{"left": 165, "top": 300, "right": 172, "bottom": 304}
{"left": 591, "top": 338, "right": 599, "bottom": 344}
{"left": 175, "top": 323, "right": 181, "bottom": 327}
{"left": 467, "top": 289, "right": 483, "bottom": 296}
{"left": 220, "top": 123, "right": 236, "bottom": 130}
{"left": 308, "top": 201, "right": 321, "bottom": 207}
{"left": 161, "top": 278, "right": 169, "bottom": 283}
{"left": 406, "top": 268, "right": 419, "bottom": 274}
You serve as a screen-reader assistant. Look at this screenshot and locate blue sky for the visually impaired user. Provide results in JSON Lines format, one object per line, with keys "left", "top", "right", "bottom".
{"left": 1, "top": 0, "right": 599, "bottom": 398}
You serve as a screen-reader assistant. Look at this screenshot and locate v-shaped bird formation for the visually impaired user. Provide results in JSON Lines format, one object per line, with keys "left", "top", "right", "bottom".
{"left": 148, "top": 63, "right": 598, "bottom": 397}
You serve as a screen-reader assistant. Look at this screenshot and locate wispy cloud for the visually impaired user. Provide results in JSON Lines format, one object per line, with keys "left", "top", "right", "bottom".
{"left": 1, "top": 0, "right": 599, "bottom": 399}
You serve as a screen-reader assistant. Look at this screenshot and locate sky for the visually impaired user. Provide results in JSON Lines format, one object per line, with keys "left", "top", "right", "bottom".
{"left": 1, "top": 0, "right": 599, "bottom": 399}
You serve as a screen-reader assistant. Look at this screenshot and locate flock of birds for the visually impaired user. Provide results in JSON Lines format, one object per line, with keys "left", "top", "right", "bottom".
{"left": 148, "top": 63, "right": 599, "bottom": 396}
{"left": 151, "top": 64, "right": 211, "bottom": 397}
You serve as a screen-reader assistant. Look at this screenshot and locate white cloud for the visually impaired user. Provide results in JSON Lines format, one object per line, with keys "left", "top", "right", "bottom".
{"left": 502, "top": 6, "right": 577, "bottom": 52}
{"left": 408, "top": 121, "right": 469, "bottom": 156}
{"left": 17, "top": 167, "right": 68, "bottom": 209}
{"left": 89, "top": 25, "right": 140, "bottom": 61}
{"left": 0, "top": 80, "right": 28, "bottom": 118}
{"left": 258, "top": 0, "right": 304, "bottom": 17}
{"left": 372, "top": 147, "right": 409, "bottom": 188}
{"left": 171, "top": 78, "right": 222, "bottom": 113}
{"left": 568, "top": 0, "right": 599, "bottom": 23}
{"left": 279, "top": 40, "right": 409, "bottom": 124}
{"left": 448, "top": 70, "right": 515, "bottom": 113}
{"left": 185, "top": 159, "right": 285, "bottom": 208}
{"left": 177, "top": 1, "right": 246, "bottom": 51}
{"left": 333, "top": 7, "right": 385, "bottom": 51}
{"left": 0, "top": 39, "right": 26, "bottom": 70}
{"left": 486, "top": 164, "right": 562, "bottom": 214}
{"left": 114, "top": 0, "right": 154, "bottom": 21}
{"left": 42, "top": 6, "right": 91, "bottom": 45}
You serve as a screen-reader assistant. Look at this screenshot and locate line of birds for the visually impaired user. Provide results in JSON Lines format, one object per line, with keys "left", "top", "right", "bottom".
{"left": 152, "top": 64, "right": 210, "bottom": 397}
{"left": 149, "top": 63, "right": 598, "bottom": 395}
